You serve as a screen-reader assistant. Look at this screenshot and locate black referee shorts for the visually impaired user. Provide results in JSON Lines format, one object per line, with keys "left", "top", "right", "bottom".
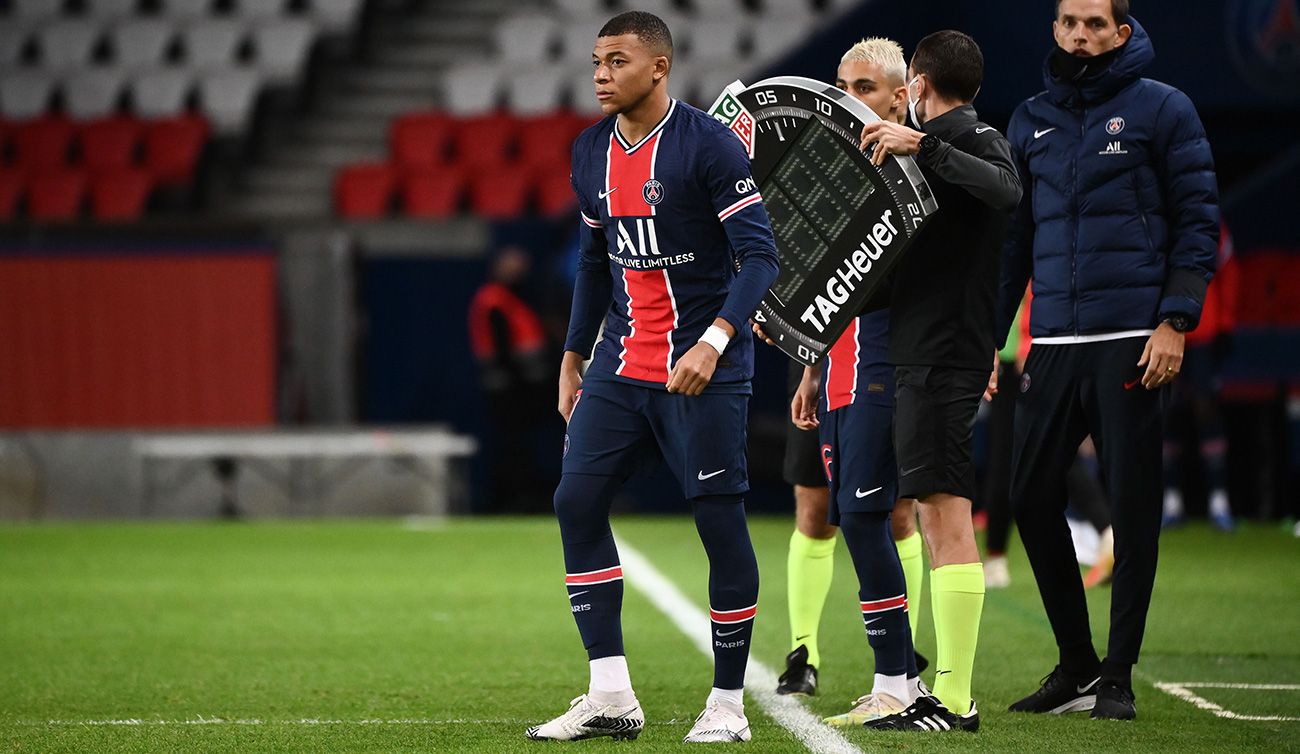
{"left": 893, "top": 364, "right": 986, "bottom": 501}
{"left": 782, "top": 360, "right": 828, "bottom": 488}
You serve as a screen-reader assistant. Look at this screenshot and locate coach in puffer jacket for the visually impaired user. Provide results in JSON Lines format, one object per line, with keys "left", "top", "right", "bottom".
{"left": 997, "top": 16, "right": 1218, "bottom": 341}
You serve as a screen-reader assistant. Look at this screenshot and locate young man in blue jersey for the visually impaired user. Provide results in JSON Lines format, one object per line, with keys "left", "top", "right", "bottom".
{"left": 525, "top": 11, "right": 779, "bottom": 745}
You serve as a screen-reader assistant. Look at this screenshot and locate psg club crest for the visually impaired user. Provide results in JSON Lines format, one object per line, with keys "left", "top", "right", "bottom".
{"left": 642, "top": 179, "right": 664, "bottom": 205}
{"left": 1021, "top": 373, "right": 1032, "bottom": 394}
{"left": 1106, "top": 116, "right": 1125, "bottom": 135}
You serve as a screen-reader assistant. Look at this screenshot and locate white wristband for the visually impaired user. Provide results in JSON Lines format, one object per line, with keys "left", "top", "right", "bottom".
{"left": 698, "top": 325, "right": 731, "bottom": 356}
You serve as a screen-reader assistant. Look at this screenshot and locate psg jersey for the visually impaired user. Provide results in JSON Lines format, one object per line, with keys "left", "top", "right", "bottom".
{"left": 822, "top": 309, "right": 891, "bottom": 412}
{"left": 564, "top": 99, "right": 779, "bottom": 390}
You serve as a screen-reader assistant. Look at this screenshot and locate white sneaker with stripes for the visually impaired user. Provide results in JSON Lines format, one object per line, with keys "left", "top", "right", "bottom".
{"left": 524, "top": 694, "right": 644, "bottom": 741}
{"left": 683, "top": 699, "right": 751, "bottom": 743}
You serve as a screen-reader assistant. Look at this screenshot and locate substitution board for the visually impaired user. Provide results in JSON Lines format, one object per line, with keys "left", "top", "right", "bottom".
{"left": 709, "top": 76, "right": 938, "bottom": 366}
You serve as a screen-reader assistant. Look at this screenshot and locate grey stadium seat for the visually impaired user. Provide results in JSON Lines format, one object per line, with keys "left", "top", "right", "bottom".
{"left": 307, "top": 0, "right": 362, "bottom": 34}
{"left": 83, "top": 0, "right": 141, "bottom": 20}
{"left": 505, "top": 67, "right": 566, "bottom": 116}
{"left": 0, "top": 24, "right": 34, "bottom": 68}
{"left": 251, "top": 18, "right": 316, "bottom": 85}
{"left": 197, "top": 67, "right": 261, "bottom": 134}
{"left": 494, "top": 11, "right": 556, "bottom": 64}
{"left": 63, "top": 67, "right": 129, "bottom": 119}
{"left": 131, "top": 67, "right": 193, "bottom": 117}
{"left": 567, "top": 62, "right": 604, "bottom": 117}
{"left": 442, "top": 63, "right": 501, "bottom": 117}
{"left": 159, "top": 0, "right": 215, "bottom": 21}
{"left": 677, "top": 18, "right": 746, "bottom": 64}
{"left": 749, "top": 15, "right": 816, "bottom": 62}
{"left": 111, "top": 19, "right": 177, "bottom": 70}
{"left": 10, "top": 0, "right": 66, "bottom": 21}
{"left": 37, "top": 20, "right": 103, "bottom": 72}
{"left": 556, "top": 17, "right": 604, "bottom": 65}
{"left": 0, "top": 70, "right": 57, "bottom": 119}
{"left": 181, "top": 18, "right": 247, "bottom": 69}
{"left": 235, "top": 0, "right": 290, "bottom": 20}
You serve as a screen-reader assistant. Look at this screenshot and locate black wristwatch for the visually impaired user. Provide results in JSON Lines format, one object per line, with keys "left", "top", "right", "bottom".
{"left": 1162, "top": 314, "right": 1192, "bottom": 332}
{"left": 918, "top": 132, "right": 940, "bottom": 161}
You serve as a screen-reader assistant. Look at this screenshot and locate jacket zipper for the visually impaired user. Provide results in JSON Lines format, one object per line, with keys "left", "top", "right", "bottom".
{"left": 1072, "top": 106, "right": 1086, "bottom": 336}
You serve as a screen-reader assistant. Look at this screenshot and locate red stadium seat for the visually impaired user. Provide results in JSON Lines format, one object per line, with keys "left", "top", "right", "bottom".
{"left": 79, "top": 116, "right": 144, "bottom": 172}
{"left": 532, "top": 160, "right": 576, "bottom": 218}
{"left": 400, "top": 164, "right": 464, "bottom": 219}
{"left": 467, "top": 168, "right": 529, "bottom": 220}
{"left": 27, "top": 168, "right": 88, "bottom": 221}
{"left": 517, "top": 112, "right": 582, "bottom": 170}
{"left": 90, "top": 168, "right": 153, "bottom": 221}
{"left": 12, "top": 116, "right": 74, "bottom": 169}
{"left": 143, "top": 115, "right": 209, "bottom": 188}
{"left": 0, "top": 170, "right": 23, "bottom": 221}
{"left": 390, "top": 111, "right": 453, "bottom": 168}
{"left": 452, "top": 112, "right": 515, "bottom": 169}
{"left": 335, "top": 162, "right": 396, "bottom": 219}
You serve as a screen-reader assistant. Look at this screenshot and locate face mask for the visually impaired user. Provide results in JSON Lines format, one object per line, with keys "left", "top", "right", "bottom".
{"left": 906, "top": 75, "right": 923, "bottom": 125}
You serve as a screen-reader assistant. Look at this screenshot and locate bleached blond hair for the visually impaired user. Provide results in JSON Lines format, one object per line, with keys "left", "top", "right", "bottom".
{"left": 840, "top": 37, "right": 907, "bottom": 86}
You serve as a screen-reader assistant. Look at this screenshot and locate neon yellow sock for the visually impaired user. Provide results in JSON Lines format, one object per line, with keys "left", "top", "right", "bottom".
{"left": 930, "top": 563, "right": 985, "bottom": 715}
{"left": 895, "top": 531, "right": 925, "bottom": 639}
{"left": 787, "top": 530, "right": 836, "bottom": 668}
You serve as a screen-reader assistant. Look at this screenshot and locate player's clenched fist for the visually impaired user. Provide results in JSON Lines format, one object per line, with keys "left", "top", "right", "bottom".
{"left": 665, "top": 343, "right": 718, "bottom": 396}
{"left": 557, "top": 352, "right": 585, "bottom": 422}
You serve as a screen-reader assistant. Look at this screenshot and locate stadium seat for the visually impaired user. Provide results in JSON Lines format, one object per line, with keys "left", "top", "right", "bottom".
{"left": 89, "top": 167, "right": 153, "bottom": 220}
{"left": 517, "top": 112, "right": 580, "bottom": 170}
{"left": 110, "top": 19, "right": 177, "bottom": 71}
{"left": 532, "top": 160, "right": 576, "bottom": 218}
{"left": 10, "top": 0, "right": 66, "bottom": 20}
{"left": 442, "top": 63, "right": 502, "bottom": 117}
{"left": 235, "top": 0, "right": 289, "bottom": 19}
{"left": 79, "top": 116, "right": 144, "bottom": 171}
{"left": 84, "top": 0, "right": 142, "bottom": 19}
{"left": 158, "top": 0, "right": 215, "bottom": 20}
{"left": 63, "top": 68, "right": 129, "bottom": 120}
{"left": 494, "top": 11, "right": 556, "bottom": 63}
{"left": 335, "top": 162, "right": 396, "bottom": 219}
{"left": 566, "top": 63, "right": 604, "bottom": 116}
{"left": 182, "top": 19, "right": 247, "bottom": 69}
{"left": 680, "top": 19, "right": 746, "bottom": 64}
{"left": 143, "top": 113, "right": 208, "bottom": 186}
{"left": 0, "top": 71, "right": 57, "bottom": 120}
{"left": 308, "top": 0, "right": 362, "bottom": 34}
{"left": 750, "top": 16, "right": 816, "bottom": 62}
{"left": 389, "top": 111, "right": 452, "bottom": 167}
{"left": 556, "top": 18, "right": 605, "bottom": 65}
{"left": 250, "top": 18, "right": 316, "bottom": 85}
{"left": 0, "top": 25, "right": 33, "bottom": 68}
{"left": 131, "top": 68, "right": 194, "bottom": 118}
{"left": 0, "top": 171, "right": 22, "bottom": 220}
{"left": 400, "top": 164, "right": 465, "bottom": 219}
{"left": 37, "top": 20, "right": 103, "bottom": 72}
{"left": 451, "top": 112, "right": 514, "bottom": 169}
{"left": 467, "top": 168, "right": 529, "bottom": 219}
{"left": 697, "top": 65, "right": 752, "bottom": 109}
{"left": 552, "top": 0, "right": 603, "bottom": 16}
{"left": 12, "top": 116, "right": 74, "bottom": 169}
{"left": 27, "top": 168, "right": 88, "bottom": 221}
{"left": 692, "top": 0, "right": 749, "bottom": 18}
{"left": 197, "top": 68, "right": 261, "bottom": 135}
{"left": 504, "top": 67, "right": 568, "bottom": 116}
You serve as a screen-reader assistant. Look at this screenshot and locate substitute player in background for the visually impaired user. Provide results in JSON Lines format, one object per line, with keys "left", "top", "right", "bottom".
{"left": 774, "top": 40, "right": 929, "bottom": 724}
{"left": 525, "top": 11, "right": 779, "bottom": 745}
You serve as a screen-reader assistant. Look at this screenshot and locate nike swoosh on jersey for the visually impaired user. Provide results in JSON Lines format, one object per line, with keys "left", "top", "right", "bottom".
{"left": 1034, "top": 128, "right": 1057, "bottom": 139}
{"left": 598, "top": 186, "right": 618, "bottom": 199}
{"left": 855, "top": 486, "right": 883, "bottom": 498}
{"left": 698, "top": 469, "right": 726, "bottom": 480}
{"left": 975, "top": 126, "right": 995, "bottom": 134}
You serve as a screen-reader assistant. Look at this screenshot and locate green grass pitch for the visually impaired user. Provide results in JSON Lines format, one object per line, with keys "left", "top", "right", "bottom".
{"left": 1, "top": 517, "right": 1297, "bottom": 752}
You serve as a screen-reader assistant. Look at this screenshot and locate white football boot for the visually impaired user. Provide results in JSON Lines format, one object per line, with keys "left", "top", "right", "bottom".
{"left": 683, "top": 699, "right": 751, "bottom": 743}
{"left": 525, "top": 694, "right": 644, "bottom": 741}
{"left": 823, "top": 691, "right": 909, "bottom": 726}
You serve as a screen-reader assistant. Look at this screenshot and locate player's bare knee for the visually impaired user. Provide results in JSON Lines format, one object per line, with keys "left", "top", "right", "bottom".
{"left": 794, "top": 485, "right": 834, "bottom": 539}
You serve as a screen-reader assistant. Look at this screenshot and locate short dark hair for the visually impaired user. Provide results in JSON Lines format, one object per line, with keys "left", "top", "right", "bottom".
{"left": 598, "top": 11, "right": 673, "bottom": 59}
{"left": 1055, "top": 0, "right": 1131, "bottom": 24}
{"left": 910, "top": 30, "right": 983, "bottom": 103}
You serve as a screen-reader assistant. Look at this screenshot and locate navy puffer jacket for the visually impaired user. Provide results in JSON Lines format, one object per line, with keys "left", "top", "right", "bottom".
{"left": 998, "top": 17, "right": 1219, "bottom": 342}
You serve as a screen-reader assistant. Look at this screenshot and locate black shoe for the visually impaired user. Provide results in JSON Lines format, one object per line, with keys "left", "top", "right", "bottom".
{"left": 1090, "top": 680, "right": 1136, "bottom": 720}
{"left": 914, "top": 650, "right": 929, "bottom": 674}
{"left": 775, "top": 645, "right": 818, "bottom": 696}
{"left": 866, "top": 694, "right": 978, "bottom": 732}
{"left": 1008, "top": 666, "right": 1099, "bottom": 714}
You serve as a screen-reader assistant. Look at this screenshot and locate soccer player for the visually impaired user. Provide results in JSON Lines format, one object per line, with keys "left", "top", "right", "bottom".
{"left": 858, "top": 30, "right": 1023, "bottom": 733}
{"left": 524, "top": 11, "right": 779, "bottom": 745}
{"left": 997, "top": 0, "right": 1218, "bottom": 720}
{"left": 773, "top": 40, "right": 929, "bottom": 724}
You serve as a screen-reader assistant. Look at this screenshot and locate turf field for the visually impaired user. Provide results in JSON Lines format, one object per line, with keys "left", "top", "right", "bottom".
{"left": 1, "top": 517, "right": 1297, "bottom": 753}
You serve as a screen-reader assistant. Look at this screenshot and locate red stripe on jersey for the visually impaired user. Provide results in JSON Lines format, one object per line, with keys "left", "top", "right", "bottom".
{"left": 710, "top": 603, "right": 758, "bottom": 624}
{"left": 718, "top": 193, "right": 762, "bottom": 222}
{"left": 606, "top": 133, "right": 660, "bottom": 217}
{"left": 566, "top": 566, "right": 623, "bottom": 585}
{"left": 860, "top": 594, "right": 908, "bottom": 613}
{"left": 824, "top": 318, "right": 861, "bottom": 411}
{"left": 616, "top": 268, "right": 676, "bottom": 383}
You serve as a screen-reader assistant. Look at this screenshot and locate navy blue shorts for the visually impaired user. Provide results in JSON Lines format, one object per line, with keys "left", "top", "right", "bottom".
{"left": 563, "top": 375, "right": 750, "bottom": 498}
{"left": 818, "top": 376, "right": 898, "bottom": 523}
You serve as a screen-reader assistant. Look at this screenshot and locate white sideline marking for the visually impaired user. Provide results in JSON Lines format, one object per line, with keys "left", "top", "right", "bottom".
{"left": 23, "top": 718, "right": 701, "bottom": 727}
{"left": 1154, "top": 682, "right": 1300, "bottom": 722}
{"left": 616, "top": 536, "right": 862, "bottom": 754}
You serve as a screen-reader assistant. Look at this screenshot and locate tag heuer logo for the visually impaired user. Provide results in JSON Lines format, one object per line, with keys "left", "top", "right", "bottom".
{"left": 642, "top": 179, "right": 664, "bottom": 205}
{"left": 1106, "top": 116, "right": 1125, "bottom": 134}
{"left": 710, "top": 91, "right": 755, "bottom": 158}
